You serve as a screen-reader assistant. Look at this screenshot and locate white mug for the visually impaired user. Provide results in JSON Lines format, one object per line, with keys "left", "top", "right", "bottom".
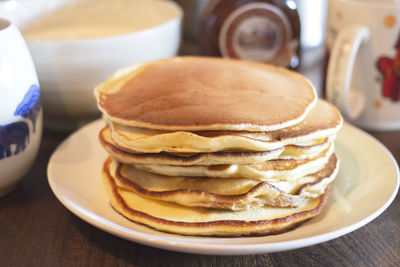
{"left": 325, "top": 0, "right": 400, "bottom": 130}
{"left": 0, "top": 18, "right": 42, "bottom": 196}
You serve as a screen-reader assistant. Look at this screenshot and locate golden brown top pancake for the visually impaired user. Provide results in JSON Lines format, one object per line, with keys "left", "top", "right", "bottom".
{"left": 95, "top": 57, "right": 317, "bottom": 131}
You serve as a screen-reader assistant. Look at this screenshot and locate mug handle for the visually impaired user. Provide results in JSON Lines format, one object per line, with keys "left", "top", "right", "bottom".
{"left": 326, "top": 26, "right": 370, "bottom": 120}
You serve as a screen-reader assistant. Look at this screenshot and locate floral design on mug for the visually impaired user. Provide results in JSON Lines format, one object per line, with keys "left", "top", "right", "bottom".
{"left": 376, "top": 35, "right": 400, "bottom": 101}
{"left": 0, "top": 122, "right": 30, "bottom": 159}
{"left": 0, "top": 84, "right": 40, "bottom": 159}
{"left": 14, "top": 84, "right": 41, "bottom": 133}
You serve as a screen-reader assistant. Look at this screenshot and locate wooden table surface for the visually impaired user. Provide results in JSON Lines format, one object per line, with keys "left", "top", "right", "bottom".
{"left": 0, "top": 125, "right": 399, "bottom": 267}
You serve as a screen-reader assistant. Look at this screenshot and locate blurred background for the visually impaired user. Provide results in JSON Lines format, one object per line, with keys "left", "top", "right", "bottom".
{"left": 1, "top": 0, "right": 329, "bottom": 130}
{"left": 176, "top": 0, "right": 328, "bottom": 94}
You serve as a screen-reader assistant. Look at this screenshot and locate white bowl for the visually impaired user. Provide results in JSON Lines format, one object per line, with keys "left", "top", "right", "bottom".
{"left": 0, "top": 0, "right": 182, "bottom": 130}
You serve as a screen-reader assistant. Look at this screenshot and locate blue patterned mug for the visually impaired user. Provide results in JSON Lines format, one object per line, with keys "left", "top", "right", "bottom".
{"left": 0, "top": 18, "right": 42, "bottom": 196}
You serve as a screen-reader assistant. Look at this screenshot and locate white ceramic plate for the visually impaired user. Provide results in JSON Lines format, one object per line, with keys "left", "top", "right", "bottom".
{"left": 47, "top": 120, "right": 399, "bottom": 255}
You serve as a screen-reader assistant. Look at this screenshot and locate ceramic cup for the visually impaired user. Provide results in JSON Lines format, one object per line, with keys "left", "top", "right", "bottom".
{"left": 0, "top": 18, "right": 42, "bottom": 196}
{"left": 325, "top": 0, "right": 400, "bottom": 130}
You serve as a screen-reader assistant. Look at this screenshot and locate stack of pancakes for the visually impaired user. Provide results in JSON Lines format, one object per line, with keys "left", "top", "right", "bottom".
{"left": 94, "top": 57, "right": 342, "bottom": 237}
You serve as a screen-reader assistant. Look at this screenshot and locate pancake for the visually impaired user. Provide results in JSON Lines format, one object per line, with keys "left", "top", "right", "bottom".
{"left": 106, "top": 100, "right": 342, "bottom": 153}
{"left": 103, "top": 166, "right": 331, "bottom": 236}
{"left": 107, "top": 153, "right": 338, "bottom": 211}
{"left": 95, "top": 56, "right": 317, "bottom": 132}
{"left": 99, "top": 126, "right": 333, "bottom": 165}
{"left": 95, "top": 57, "right": 342, "bottom": 237}
{"left": 133, "top": 142, "right": 334, "bottom": 181}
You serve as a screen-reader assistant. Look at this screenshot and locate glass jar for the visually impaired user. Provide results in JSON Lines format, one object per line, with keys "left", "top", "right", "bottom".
{"left": 199, "top": 0, "right": 301, "bottom": 69}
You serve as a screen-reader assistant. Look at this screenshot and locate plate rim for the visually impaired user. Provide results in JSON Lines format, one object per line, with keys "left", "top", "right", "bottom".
{"left": 47, "top": 119, "right": 400, "bottom": 255}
